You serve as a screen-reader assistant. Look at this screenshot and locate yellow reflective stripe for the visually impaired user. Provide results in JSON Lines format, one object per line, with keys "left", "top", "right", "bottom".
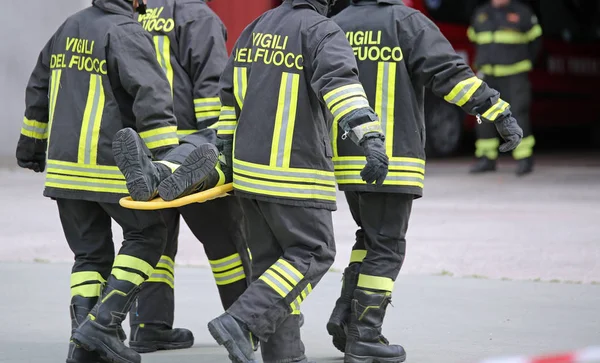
{"left": 177, "top": 129, "right": 197, "bottom": 137}
{"left": 234, "top": 158, "right": 335, "bottom": 185}
{"left": 234, "top": 173, "right": 337, "bottom": 201}
{"left": 479, "top": 60, "right": 532, "bottom": 77}
{"left": 71, "top": 271, "right": 106, "bottom": 286}
{"left": 146, "top": 275, "right": 174, "bottom": 288}
{"left": 113, "top": 255, "right": 154, "bottom": 277}
{"left": 155, "top": 262, "right": 174, "bottom": 275}
{"left": 154, "top": 35, "right": 174, "bottom": 95}
{"left": 335, "top": 170, "right": 424, "bottom": 188}
{"left": 357, "top": 274, "right": 394, "bottom": 292}
{"left": 512, "top": 135, "right": 535, "bottom": 160}
{"left": 527, "top": 24, "right": 542, "bottom": 41}
{"left": 47, "top": 69, "right": 62, "bottom": 146}
{"left": 375, "top": 62, "right": 396, "bottom": 155}
{"left": 139, "top": 126, "right": 179, "bottom": 150}
{"left": 71, "top": 283, "right": 103, "bottom": 298}
{"left": 270, "top": 72, "right": 300, "bottom": 168}
{"left": 475, "top": 138, "right": 500, "bottom": 159}
{"left": 290, "top": 283, "right": 312, "bottom": 312}
{"left": 194, "top": 97, "right": 221, "bottom": 119}
{"left": 195, "top": 97, "right": 220, "bottom": 106}
{"left": 323, "top": 84, "right": 367, "bottom": 109}
{"left": 444, "top": 76, "right": 483, "bottom": 107}
{"left": 112, "top": 268, "right": 145, "bottom": 286}
{"left": 209, "top": 253, "right": 242, "bottom": 273}
{"left": 467, "top": 27, "right": 477, "bottom": 42}
{"left": 46, "top": 162, "right": 124, "bottom": 180}
{"left": 213, "top": 266, "right": 246, "bottom": 286}
{"left": 469, "top": 29, "right": 540, "bottom": 45}
{"left": 482, "top": 99, "right": 510, "bottom": 121}
{"left": 350, "top": 249, "right": 367, "bottom": 263}
{"left": 45, "top": 173, "right": 128, "bottom": 194}
{"left": 77, "top": 74, "right": 105, "bottom": 165}
{"left": 21, "top": 117, "right": 48, "bottom": 140}
{"left": 333, "top": 156, "right": 425, "bottom": 173}
{"left": 259, "top": 269, "right": 292, "bottom": 298}
{"left": 275, "top": 259, "right": 304, "bottom": 282}
{"left": 233, "top": 67, "right": 248, "bottom": 109}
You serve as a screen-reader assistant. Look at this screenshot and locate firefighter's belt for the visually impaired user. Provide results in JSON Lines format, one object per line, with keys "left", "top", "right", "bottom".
{"left": 119, "top": 183, "right": 233, "bottom": 210}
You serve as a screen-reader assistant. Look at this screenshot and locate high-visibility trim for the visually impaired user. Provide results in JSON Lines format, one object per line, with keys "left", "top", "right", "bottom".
{"left": 260, "top": 258, "right": 304, "bottom": 299}
{"left": 112, "top": 268, "right": 145, "bottom": 286}
{"left": 146, "top": 275, "right": 174, "bottom": 288}
{"left": 147, "top": 261, "right": 175, "bottom": 288}
{"left": 153, "top": 35, "right": 174, "bottom": 94}
{"left": 350, "top": 249, "right": 367, "bottom": 263}
{"left": 271, "top": 72, "right": 300, "bottom": 168}
{"left": 512, "top": 135, "right": 535, "bottom": 160}
{"left": 47, "top": 69, "right": 62, "bottom": 145}
{"left": 375, "top": 62, "right": 397, "bottom": 155}
{"left": 194, "top": 97, "right": 221, "bottom": 121}
{"left": 21, "top": 117, "right": 48, "bottom": 140}
{"left": 46, "top": 159, "right": 125, "bottom": 181}
{"left": 177, "top": 129, "right": 197, "bottom": 137}
{"left": 357, "top": 274, "right": 394, "bottom": 292}
{"left": 45, "top": 173, "right": 128, "bottom": 194}
{"left": 323, "top": 84, "right": 367, "bottom": 109}
{"left": 271, "top": 259, "right": 303, "bottom": 285}
{"left": 234, "top": 158, "right": 336, "bottom": 185}
{"left": 333, "top": 156, "right": 426, "bottom": 174}
{"left": 259, "top": 270, "right": 292, "bottom": 298}
{"left": 234, "top": 173, "right": 337, "bottom": 201}
{"left": 331, "top": 96, "right": 371, "bottom": 123}
{"left": 212, "top": 106, "right": 238, "bottom": 136}
{"left": 247, "top": 248, "right": 252, "bottom": 261}
{"left": 71, "top": 283, "right": 103, "bottom": 298}
{"left": 468, "top": 26, "right": 542, "bottom": 45}
{"left": 209, "top": 253, "right": 242, "bottom": 273}
{"left": 482, "top": 98, "right": 510, "bottom": 121}
{"left": 233, "top": 67, "right": 248, "bottom": 110}
{"left": 475, "top": 138, "right": 500, "bottom": 160}
{"left": 196, "top": 111, "right": 220, "bottom": 123}
{"left": 335, "top": 170, "right": 424, "bottom": 188}
{"left": 290, "top": 283, "right": 313, "bottom": 312}
{"left": 139, "top": 126, "right": 179, "bottom": 150}
{"left": 113, "top": 254, "right": 154, "bottom": 277}
{"left": 78, "top": 74, "right": 106, "bottom": 165}
{"left": 71, "top": 271, "right": 106, "bottom": 287}
{"left": 444, "top": 76, "right": 483, "bottom": 107}
{"left": 479, "top": 60, "right": 532, "bottom": 77}
{"left": 156, "top": 256, "right": 175, "bottom": 275}
{"left": 213, "top": 266, "right": 246, "bottom": 286}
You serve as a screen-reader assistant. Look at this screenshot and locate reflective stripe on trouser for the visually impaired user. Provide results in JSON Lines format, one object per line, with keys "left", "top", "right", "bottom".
{"left": 475, "top": 138, "right": 500, "bottom": 160}
{"left": 228, "top": 198, "right": 336, "bottom": 340}
{"left": 513, "top": 135, "right": 535, "bottom": 160}
{"left": 344, "top": 191, "right": 413, "bottom": 293}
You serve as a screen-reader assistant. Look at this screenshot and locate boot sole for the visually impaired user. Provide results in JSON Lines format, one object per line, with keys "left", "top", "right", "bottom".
{"left": 207, "top": 319, "right": 257, "bottom": 363}
{"left": 326, "top": 321, "right": 347, "bottom": 353}
{"left": 344, "top": 353, "right": 407, "bottom": 363}
{"left": 112, "top": 129, "right": 155, "bottom": 202}
{"left": 129, "top": 339, "right": 194, "bottom": 353}
{"left": 72, "top": 331, "right": 139, "bottom": 363}
{"left": 158, "top": 144, "right": 218, "bottom": 201}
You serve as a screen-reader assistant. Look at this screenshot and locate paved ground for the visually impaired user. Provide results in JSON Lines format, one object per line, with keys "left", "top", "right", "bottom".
{"left": 0, "top": 263, "right": 598, "bottom": 363}
{"left": 1, "top": 154, "right": 599, "bottom": 282}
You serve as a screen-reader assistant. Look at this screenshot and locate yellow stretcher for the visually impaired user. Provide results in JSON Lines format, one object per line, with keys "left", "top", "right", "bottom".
{"left": 119, "top": 183, "right": 233, "bottom": 210}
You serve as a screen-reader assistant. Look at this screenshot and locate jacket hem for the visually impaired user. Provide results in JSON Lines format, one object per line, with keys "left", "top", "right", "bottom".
{"left": 43, "top": 188, "right": 127, "bottom": 204}
{"left": 337, "top": 185, "right": 422, "bottom": 199}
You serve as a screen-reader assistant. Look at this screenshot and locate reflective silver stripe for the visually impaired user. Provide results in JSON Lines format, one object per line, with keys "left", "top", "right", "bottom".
{"left": 380, "top": 63, "right": 390, "bottom": 136}
{"left": 84, "top": 75, "right": 103, "bottom": 164}
{"left": 332, "top": 97, "right": 370, "bottom": 120}
{"left": 273, "top": 260, "right": 301, "bottom": 284}
{"left": 447, "top": 79, "right": 482, "bottom": 105}
{"left": 142, "top": 133, "right": 177, "bottom": 144}
{"left": 261, "top": 270, "right": 292, "bottom": 295}
{"left": 334, "top": 159, "right": 425, "bottom": 170}
{"left": 324, "top": 84, "right": 364, "bottom": 106}
{"left": 214, "top": 269, "right": 246, "bottom": 285}
{"left": 290, "top": 299, "right": 300, "bottom": 311}
{"left": 210, "top": 255, "right": 242, "bottom": 271}
{"left": 22, "top": 124, "right": 47, "bottom": 135}
{"left": 197, "top": 115, "right": 219, "bottom": 123}
{"left": 234, "top": 177, "right": 337, "bottom": 198}
{"left": 335, "top": 174, "right": 424, "bottom": 183}
{"left": 158, "top": 258, "right": 174, "bottom": 269}
{"left": 156, "top": 36, "right": 168, "bottom": 76}
{"left": 220, "top": 109, "right": 236, "bottom": 118}
{"left": 218, "top": 124, "right": 237, "bottom": 132}
{"left": 45, "top": 176, "right": 128, "bottom": 192}
{"left": 194, "top": 101, "right": 221, "bottom": 108}
{"left": 148, "top": 273, "right": 174, "bottom": 285}
{"left": 46, "top": 162, "right": 124, "bottom": 178}
{"left": 235, "top": 67, "right": 245, "bottom": 106}
{"left": 233, "top": 160, "right": 335, "bottom": 183}
{"left": 276, "top": 73, "right": 296, "bottom": 167}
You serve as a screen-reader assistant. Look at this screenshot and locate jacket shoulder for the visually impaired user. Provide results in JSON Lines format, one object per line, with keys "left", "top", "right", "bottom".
{"left": 174, "top": 0, "right": 222, "bottom": 22}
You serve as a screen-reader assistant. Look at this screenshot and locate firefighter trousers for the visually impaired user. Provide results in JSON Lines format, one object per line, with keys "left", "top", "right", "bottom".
{"left": 228, "top": 198, "right": 336, "bottom": 343}
{"left": 476, "top": 73, "right": 535, "bottom": 160}
{"left": 345, "top": 191, "right": 413, "bottom": 291}
{"left": 130, "top": 196, "right": 252, "bottom": 328}
{"left": 57, "top": 198, "right": 167, "bottom": 307}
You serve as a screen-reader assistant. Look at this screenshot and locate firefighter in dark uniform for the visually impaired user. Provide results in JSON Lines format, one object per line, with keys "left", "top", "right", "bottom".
{"left": 15, "top": 1, "right": 180, "bottom": 362}
{"left": 468, "top": 0, "right": 542, "bottom": 176}
{"left": 114, "top": 0, "right": 252, "bottom": 353}
{"left": 330, "top": 1, "right": 524, "bottom": 362}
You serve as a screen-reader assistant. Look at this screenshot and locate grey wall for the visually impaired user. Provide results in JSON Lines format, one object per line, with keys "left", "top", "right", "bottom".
{"left": 0, "top": 1, "right": 88, "bottom": 161}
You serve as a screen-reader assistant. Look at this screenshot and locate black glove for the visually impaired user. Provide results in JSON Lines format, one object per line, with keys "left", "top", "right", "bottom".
{"left": 360, "top": 136, "right": 389, "bottom": 186}
{"left": 216, "top": 137, "right": 233, "bottom": 179}
{"left": 16, "top": 135, "right": 46, "bottom": 173}
{"left": 494, "top": 115, "right": 523, "bottom": 152}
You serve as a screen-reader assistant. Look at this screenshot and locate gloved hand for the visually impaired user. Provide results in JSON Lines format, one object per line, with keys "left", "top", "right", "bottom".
{"left": 16, "top": 136, "right": 46, "bottom": 173}
{"left": 216, "top": 137, "right": 233, "bottom": 179}
{"left": 360, "top": 136, "right": 389, "bottom": 186}
{"left": 494, "top": 115, "right": 523, "bottom": 152}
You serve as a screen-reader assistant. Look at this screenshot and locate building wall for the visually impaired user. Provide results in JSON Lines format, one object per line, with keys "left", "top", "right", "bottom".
{"left": 0, "top": 1, "right": 88, "bottom": 161}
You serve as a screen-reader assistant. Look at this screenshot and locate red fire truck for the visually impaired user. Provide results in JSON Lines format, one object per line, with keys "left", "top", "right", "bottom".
{"left": 210, "top": 0, "right": 600, "bottom": 156}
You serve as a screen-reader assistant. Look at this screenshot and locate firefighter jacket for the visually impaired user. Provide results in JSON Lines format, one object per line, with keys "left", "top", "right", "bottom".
{"left": 139, "top": 0, "right": 228, "bottom": 134}
{"left": 212, "top": 0, "right": 383, "bottom": 211}
{"left": 17, "top": 0, "right": 178, "bottom": 203}
{"left": 468, "top": 1, "right": 542, "bottom": 77}
{"left": 333, "top": 0, "right": 515, "bottom": 196}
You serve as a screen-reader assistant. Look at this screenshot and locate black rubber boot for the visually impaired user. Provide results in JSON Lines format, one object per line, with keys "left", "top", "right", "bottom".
{"left": 113, "top": 128, "right": 172, "bottom": 201}
{"left": 261, "top": 314, "right": 315, "bottom": 363}
{"left": 344, "top": 289, "right": 406, "bottom": 363}
{"left": 207, "top": 313, "right": 258, "bottom": 363}
{"left": 129, "top": 324, "right": 194, "bottom": 353}
{"left": 327, "top": 263, "right": 360, "bottom": 353}
{"left": 157, "top": 143, "right": 220, "bottom": 201}
{"left": 72, "top": 276, "right": 143, "bottom": 363}
{"left": 469, "top": 157, "right": 497, "bottom": 174}
{"left": 67, "top": 296, "right": 103, "bottom": 363}
{"left": 515, "top": 157, "right": 534, "bottom": 176}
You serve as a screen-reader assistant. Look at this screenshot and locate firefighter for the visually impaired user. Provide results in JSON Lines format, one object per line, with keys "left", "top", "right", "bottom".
{"left": 114, "top": 0, "right": 252, "bottom": 354}
{"left": 15, "top": 0, "right": 180, "bottom": 362}
{"left": 468, "top": 0, "right": 542, "bottom": 175}
{"left": 329, "top": 1, "right": 524, "bottom": 362}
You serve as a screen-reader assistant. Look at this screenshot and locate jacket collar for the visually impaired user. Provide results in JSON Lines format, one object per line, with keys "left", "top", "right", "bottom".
{"left": 292, "top": 0, "right": 329, "bottom": 16}
{"left": 92, "top": 0, "right": 135, "bottom": 18}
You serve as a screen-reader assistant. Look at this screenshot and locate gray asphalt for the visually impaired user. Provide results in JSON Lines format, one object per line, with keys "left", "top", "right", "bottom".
{"left": 0, "top": 263, "right": 598, "bottom": 363}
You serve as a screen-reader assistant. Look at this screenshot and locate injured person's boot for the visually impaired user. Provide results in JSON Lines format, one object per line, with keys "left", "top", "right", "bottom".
{"left": 113, "top": 128, "right": 172, "bottom": 201}
{"left": 129, "top": 323, "right": 194, "bottom": 353}
{"left": 344, "top": 289, "right": 406, "bottom": 363}
{"left": 207, "top": 312, "right": 258, "bottom": 363}
{"left": 157, "top": 143, "right": 223, "bottom": 201}
{"left": 72, "top": 276, "right": 143, "bottom": 363}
